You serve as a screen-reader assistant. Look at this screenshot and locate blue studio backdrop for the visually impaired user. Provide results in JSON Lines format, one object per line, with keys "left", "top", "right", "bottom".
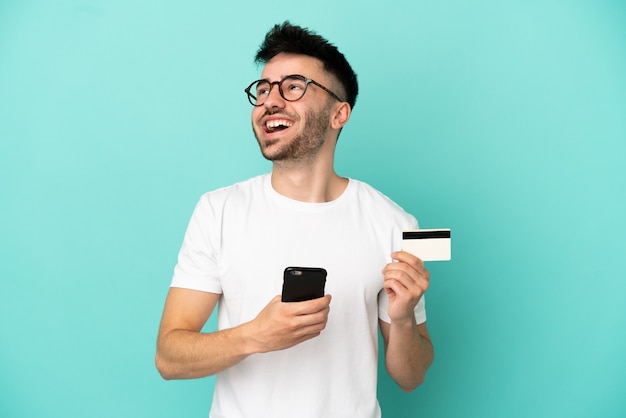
{"left": 1, "top": 1, "right": 625, "bottom": 417}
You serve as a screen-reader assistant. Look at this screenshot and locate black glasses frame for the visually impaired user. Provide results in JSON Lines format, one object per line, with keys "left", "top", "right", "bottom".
{"left": 244, "top": 74, "right": 344, "bottom": 106}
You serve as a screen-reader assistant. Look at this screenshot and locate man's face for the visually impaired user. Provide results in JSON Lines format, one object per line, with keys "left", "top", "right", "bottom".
{"left": 251, "top": 53, "right": 337, "bottom": 162}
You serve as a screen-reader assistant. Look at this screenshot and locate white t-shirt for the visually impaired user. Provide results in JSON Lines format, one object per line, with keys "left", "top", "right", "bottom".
{"left": 171, "top": 174, "right": 426, "bottom": 418}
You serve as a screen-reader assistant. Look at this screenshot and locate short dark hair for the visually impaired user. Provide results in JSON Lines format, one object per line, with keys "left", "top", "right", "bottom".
{"left": 254, "top": 22, "right": 359, "bottom": 110}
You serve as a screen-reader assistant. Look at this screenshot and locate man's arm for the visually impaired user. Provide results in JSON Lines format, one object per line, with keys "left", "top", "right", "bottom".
{"left": 380, "top": 251, "right": 434, "bottom": 391}
{"left": 155, "top": 288, "right": 247, "bottom": 379}
{"left": 380, "top": 319, "right": 434, "bottom": 391}
{"left": 155, "top": 287, "right": 332, "bottom": 380}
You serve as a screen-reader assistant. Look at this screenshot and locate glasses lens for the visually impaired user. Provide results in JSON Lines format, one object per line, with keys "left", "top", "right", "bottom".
{"left": 280, "top": 76, "right": 307, "bottom": 101}
{"left": 247, "top": 80, "right": 269, "bottom": 105}
{"left": 246, "top": 76, "right": 309, "bottom": 105}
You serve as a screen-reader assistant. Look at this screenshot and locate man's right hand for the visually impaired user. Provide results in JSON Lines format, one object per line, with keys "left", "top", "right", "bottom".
{"left": 156, "top": 289, "right": 331, "bottom": 380}
{"left": 245, "top": 294, "right": 332, "bottom": 353}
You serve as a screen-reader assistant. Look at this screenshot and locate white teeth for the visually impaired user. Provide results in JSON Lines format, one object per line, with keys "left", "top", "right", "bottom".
{"left": 266, "top": 119, "right": 293, "bottom": 129}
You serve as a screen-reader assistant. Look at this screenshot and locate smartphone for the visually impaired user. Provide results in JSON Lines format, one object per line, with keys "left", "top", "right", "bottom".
{"left": 281, "top": 267, "right": 327, "bottom": 302}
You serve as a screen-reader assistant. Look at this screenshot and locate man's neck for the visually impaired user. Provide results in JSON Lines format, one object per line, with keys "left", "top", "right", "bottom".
{"left": 270, "top": 164, "right": 348, "bottom": 203}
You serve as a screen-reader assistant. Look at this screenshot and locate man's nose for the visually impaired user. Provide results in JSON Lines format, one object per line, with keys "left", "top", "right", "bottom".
{"left": 263, "top": 83, "right": 286, "bottom": 109}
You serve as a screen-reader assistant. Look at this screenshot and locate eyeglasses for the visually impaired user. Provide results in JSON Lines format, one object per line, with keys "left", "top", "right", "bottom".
{"left": 244, "top": 74, "right": 343, "bottom": 106}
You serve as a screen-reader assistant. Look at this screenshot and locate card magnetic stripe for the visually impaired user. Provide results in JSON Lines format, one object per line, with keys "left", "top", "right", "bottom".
{"left": 403, "top": 230, "right": 451, "bottom": 240}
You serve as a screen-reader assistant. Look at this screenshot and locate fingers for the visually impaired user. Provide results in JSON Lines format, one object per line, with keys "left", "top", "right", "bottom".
{"left": 251, "top": 295, "right": 332, "bottom": 353}
{"left": 389, "top": 251, "right": 430, "bottom": 279}
{"left": 386, "top": 251, "right": 429, "bottom": 278}
{"left": 283, "top": 296, "right": 332, "bottom": 336}
{"left": 383, "top": 251, "right": 430, "bottom": 298}
{"left": 285, "top": 294, "right": 332, "bottom": 316}
{"left": 382, "top": 251, "right": 430, "bottom": 323}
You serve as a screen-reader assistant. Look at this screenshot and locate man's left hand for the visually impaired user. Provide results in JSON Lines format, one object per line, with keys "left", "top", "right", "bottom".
{"left": 382, "top": 251, "right": 430, "bottom": 323}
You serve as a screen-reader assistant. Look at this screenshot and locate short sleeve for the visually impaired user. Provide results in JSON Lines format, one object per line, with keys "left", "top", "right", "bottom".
{"left": 170, "top": 195, "right": 223, "bottom": 294}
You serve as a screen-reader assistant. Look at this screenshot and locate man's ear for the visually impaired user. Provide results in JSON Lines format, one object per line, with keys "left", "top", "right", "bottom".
{"left": 330, "top": 102, "right": 351, "bottom": 130}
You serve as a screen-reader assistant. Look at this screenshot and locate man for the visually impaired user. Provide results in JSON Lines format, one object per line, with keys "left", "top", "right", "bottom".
{"left": 156, "top": 22, "right": 434, "bottom": 417}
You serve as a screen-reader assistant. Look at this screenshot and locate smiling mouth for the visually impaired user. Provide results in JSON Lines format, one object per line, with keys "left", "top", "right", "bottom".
{"left": 265, "top": 119, "right": 293, "bottom": 133}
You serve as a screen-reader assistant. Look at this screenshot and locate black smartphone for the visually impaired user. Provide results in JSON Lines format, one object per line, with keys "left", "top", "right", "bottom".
{"left": 281, "top": 267, "right": 327, "bottom": 302}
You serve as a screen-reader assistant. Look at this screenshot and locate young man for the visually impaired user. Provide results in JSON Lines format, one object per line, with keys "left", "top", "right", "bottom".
{"left": 156, "top": 22, "right": 434, "bottom": 417}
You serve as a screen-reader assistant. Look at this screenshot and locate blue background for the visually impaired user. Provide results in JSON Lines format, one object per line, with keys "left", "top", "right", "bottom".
{"left": 1, "top": 1, "right": 625, "bottom": 417}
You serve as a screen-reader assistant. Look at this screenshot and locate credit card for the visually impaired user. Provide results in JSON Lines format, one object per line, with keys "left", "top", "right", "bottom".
{"left": 402, "top": 229, "right": 451, "bottom": 261}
